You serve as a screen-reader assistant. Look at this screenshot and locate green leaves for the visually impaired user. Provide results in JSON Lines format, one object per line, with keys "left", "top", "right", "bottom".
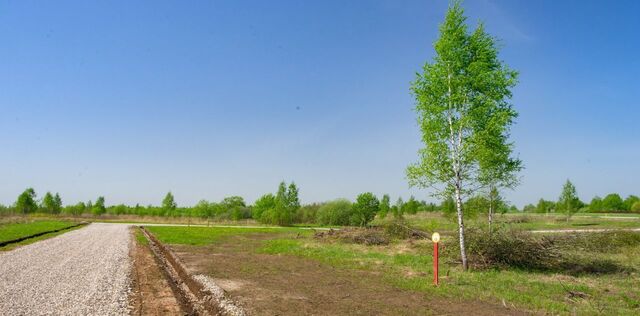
{"left": 162, "top": 192, "right": 177, "bottom": 212}
{"left": 258, "top": 181, "right": 300, "bottom": 226}
{"left": 557, "top": 180, "right": 581, "bottom": 218}
{"left": 15, "top": 188, "right": 37, "bottom": 214}
{"left": 407, "top": 1, "right": 521, "bottom": 198}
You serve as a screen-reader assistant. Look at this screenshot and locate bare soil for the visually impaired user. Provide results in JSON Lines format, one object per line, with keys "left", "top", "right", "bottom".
{"left": 171, "top": 232, "right": 526, "bottom": 316}
{"left": 130, "top": 229, "right": 184, "bottom": 316}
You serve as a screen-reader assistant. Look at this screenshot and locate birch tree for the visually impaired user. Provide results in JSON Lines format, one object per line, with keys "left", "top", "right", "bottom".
{"left": 407, "top": 2, "right": 519, "bottom": 270}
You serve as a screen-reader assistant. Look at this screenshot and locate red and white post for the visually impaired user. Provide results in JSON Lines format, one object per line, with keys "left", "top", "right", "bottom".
{"left": 431, "top": 232, "right": 440, "bottom": 286}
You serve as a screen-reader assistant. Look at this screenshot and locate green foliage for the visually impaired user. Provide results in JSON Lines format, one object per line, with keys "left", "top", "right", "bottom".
{"left": 295, "top": 203, "right": 321, "bottom": 224}
{"left": 557, "top": 180, "right": 580, "bottom": 219}
{"left": 535, "top": 199, "right": 555, "bottom": 214}
{"left": 350, "top": 192, "right": 380, "bottom": 226}
{"left": 601, "top": 193, "right": 624, "bottom": 212}
{"left": 15, "top": 188, "right": 38, "bottom": 214}
{"left": 63, "top": 202, "right": 86, "bottom": 216}
{"left": 462, "top": 195, "right": 486, "bottom": 218}
{"left": 259, "top": 181, "right": 300, "bottom": 226}
{"left": 162, "top": 192, "right": 177, "bottom": 214}
{"left": 522, "top": 203, "right": 536, "bottom": 213}
{"left": 631, "top": 201, "right": 640, "bottom": 213}
{"left": 403, "top": 196, "right": 420, "bottom": 215}
{"left": 406, "top": 3, "right": 520, "bottom": 270}
{"left": 41, "top": 192, "right": 56, "bottom": 213}
{"left": 406, "top": 2, "right": 520, "bottom": 199}
{"left": 40, "top": 192, "right": 62, "bottom": 214}
{"left": 252, "top": 194, "right": 275, "bottom": 222}
{"left": 487, "top": 187, "right": 508, "bottom": 214}
{"left": 193, "top": 200, "right": 214, "bottom": 219}
{"left": 589, "top": 196, "right": 603, "bottom": 212}
{"left": 623, "top": 195, "right": 639, "bottom": 211}
{"left": 378, "top": 194, "right": 391, "bottom": 219}
{"left": 440, "top": 196, "right": 456, "bottom": 218}
{"left": 92, "top": 196, "right": 106, "bottom": 216}
{"left": 218, "top": 196, "right": 250, "bottom": 220}
{"left": 317, "top": 199, "right": 353, "bottom": 226}
{"left": 392, "top": 197, "right": 404, "bottom": 219}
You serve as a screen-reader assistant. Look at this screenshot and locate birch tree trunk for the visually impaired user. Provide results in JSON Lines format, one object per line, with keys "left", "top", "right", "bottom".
{"left": 454, "top": 180, "right": 468, "bottom": 271}
{"left": 488, "top": 191, "right": 494, "bottom": 234}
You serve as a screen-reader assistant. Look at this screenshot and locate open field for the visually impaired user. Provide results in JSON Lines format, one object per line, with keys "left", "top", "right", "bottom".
{"left": 146, "top": 224, "right": 640, "bottom": 315}
{"left": 372, "top": 212, "right": 640, "bottom": 233}
{"left": 0, "top": 214, "right": 637, "bottom": 315}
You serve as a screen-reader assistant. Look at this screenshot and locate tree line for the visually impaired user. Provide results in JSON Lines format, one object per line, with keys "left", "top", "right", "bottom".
{"left": 0, "top": 184, "right": 446, "bottom": 226}
{"left": 521, "top": 179, "right": 640, "bottom": 216}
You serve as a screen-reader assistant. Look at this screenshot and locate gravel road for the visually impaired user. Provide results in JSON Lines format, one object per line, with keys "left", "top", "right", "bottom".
{"left": 0, "top": 223, "right": 132, "bottom": 315}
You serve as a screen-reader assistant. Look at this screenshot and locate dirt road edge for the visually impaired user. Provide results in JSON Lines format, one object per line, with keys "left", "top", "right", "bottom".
{"left": 139, "top": 226, "right": 245, "bottom": 316}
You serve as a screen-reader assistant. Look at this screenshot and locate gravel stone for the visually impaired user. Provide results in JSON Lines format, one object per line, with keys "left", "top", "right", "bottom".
{"left": 0, "top": 223, "right": 132, "bottom": 315}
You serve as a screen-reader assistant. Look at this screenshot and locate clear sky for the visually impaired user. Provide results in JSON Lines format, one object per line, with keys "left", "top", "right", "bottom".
{"left": 1, "top": 0, "right": 638, "bottom": 207}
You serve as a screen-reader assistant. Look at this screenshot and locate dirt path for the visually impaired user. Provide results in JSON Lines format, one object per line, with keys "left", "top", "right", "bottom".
{"left": 0, "top": 223, "right": 131, "bottom": 315}
{"left": 129, "top": 228, "right": 184, "bottom": 315}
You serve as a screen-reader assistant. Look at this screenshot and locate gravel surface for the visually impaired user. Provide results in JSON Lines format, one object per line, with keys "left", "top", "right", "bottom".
{"left": 0, "top": 223, "right": 132, "bottom": 315}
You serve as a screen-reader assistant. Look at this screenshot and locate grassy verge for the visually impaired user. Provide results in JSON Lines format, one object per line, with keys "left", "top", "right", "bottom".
{"left": 0, "top": 220, "right": 82, "bottom": 251}
{"left": 145, "top": 226, "right": 306, "bottom": 245}
{"left": 0, "top": 220, "right": 78, "bottom": 243}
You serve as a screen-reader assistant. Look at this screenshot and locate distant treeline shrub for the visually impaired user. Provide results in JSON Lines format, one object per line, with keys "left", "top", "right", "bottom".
{"left": 521, "top": 190, "right": 639, "bottom": 214}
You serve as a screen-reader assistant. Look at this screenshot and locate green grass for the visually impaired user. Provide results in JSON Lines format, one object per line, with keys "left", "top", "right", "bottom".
{"left": 0, "top": 220, "right": 78, "bottom": 244}
{"left": 134, "top": 228, "right": 149, "bottom": 245}
{"left": 0, "top": 220, "right": 81, "bottom": 250}
{"left": 260, "top": 236, "right": 640, "bottom": 315}
{"left": 143, "top": 223, "right": 640, "bottom": 315}
{"left": 145, "top": 225, "right": 306, "bottom": 245}
{"left": 372, "top": 212, "right": 640, "bottom": 233}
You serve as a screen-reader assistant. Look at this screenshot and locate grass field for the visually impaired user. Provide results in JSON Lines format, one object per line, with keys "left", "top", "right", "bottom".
{"left": 0, "top": 220, "right": 81, "bottom": 251}
{"left": 371, "top": 212, "right": 640, "bottom": 232}
{"left": 0, "top": 220, "right": 84, "bottom": 251}
{"left": 147, "top": 221, "right": 640, "bottom": 315}
{"left": 0, "top": 220, "right": 78, "bottom": 244}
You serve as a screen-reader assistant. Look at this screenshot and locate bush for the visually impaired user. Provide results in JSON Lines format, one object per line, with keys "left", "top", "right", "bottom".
{"left": 314, "top": 228, "right": 389, "bottom": 245}
{"left": 454, "top": 228, "right": 635, "bottom": 274}
{"left": 460, "top": 228, "right": 562, "bottom": 270}
{"left": 316, "top": 199, "right": 353, "bottom": 226}
{"left": 632, "top": 201, "right": 640, "bottom": 213}
{"left": 294, "top": 203, "right": 321, "bottom": 224}
{"left": 382, "top": 221, "right": 429, "bottom": 239}
{"left": 350, "top": 192, "right": 379, "bottom": 226}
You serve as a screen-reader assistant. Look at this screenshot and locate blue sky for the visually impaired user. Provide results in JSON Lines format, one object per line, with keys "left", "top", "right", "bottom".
{"left": 1, "top": 0, "right": 638, "bottom": 207}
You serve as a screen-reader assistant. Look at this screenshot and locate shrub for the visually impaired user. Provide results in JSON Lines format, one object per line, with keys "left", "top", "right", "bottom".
{"left": 631, "top": 201, "right": 640, "bottom": 213}
{"left": 382, "top": 221, "right": 429, "bottom": 239}
{"left": 453, "top": 228, "right": 635, "bottom": 274}
{"left": 460, "top": 228, "right": 562, "bottom": 270}
{"left": 601, "top": 193, "right": 624, "bottom": 212}
{"left": 350, "top": 192, "right": 379, "bottom": 226}
{"left": 316, "top": 199, "right": 353, "bottom": 226}
{"left": 294, "top": 203, "right": 321, "bottom": 223}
